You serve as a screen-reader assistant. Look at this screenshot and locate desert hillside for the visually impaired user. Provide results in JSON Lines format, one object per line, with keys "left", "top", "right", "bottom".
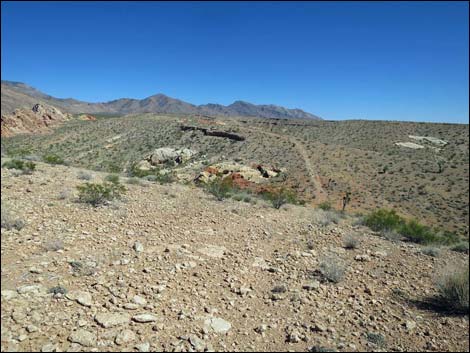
{"left": 1, "top": 161, "right": 468, "bottom": 352}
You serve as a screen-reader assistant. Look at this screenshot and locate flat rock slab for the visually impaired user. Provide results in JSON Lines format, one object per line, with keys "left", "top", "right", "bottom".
{"left": 94, "top": 312, "right": 131, "bottom": 328}
{"left": 132, "top": 313, "right": 158, "bottom": 323}
{"left": 197, "top": 245, "right": 226, "bottom": 259}
{"left": 204, "top": 317, "right": 232, "bottom": 334}
{"left": 68, "top": 329, "right": 96, "bottom": 347}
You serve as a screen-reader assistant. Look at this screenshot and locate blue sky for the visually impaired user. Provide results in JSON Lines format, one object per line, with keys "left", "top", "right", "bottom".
{"left": 1, "top": 1, "right": 468, "bottom": 123}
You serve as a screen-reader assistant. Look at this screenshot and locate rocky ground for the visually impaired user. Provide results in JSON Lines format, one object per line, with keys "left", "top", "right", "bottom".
{"left": 1, "top": 162, "right": 469, "bottom": 352}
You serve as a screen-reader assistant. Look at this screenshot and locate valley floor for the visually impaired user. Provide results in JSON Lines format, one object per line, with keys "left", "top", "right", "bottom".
{"left": 1, "top": 162, "right": 469, "bottom": 352}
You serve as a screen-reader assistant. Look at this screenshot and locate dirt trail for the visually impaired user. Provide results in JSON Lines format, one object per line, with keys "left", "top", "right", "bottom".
{"left": 235, "top": 124, "right": 328, "bottom": 203}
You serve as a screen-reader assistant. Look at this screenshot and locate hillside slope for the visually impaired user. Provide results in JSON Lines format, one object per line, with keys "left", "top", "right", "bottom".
{"left": 1, "top": 161, "right": 468, "bottom": 352}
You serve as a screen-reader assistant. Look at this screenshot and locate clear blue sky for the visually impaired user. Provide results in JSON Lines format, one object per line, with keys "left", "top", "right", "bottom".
{"left": 1, "top": 1, "right": 468, "bottom": 123}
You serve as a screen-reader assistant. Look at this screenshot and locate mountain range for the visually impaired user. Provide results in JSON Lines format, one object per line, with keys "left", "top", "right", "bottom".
{"left": 1, "top": 80, "right": 322, "bottom": 120}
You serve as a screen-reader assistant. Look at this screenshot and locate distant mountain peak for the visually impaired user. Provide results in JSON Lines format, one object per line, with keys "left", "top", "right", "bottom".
{"left": 1, "top": 80, "right": 323, "bottom": 120}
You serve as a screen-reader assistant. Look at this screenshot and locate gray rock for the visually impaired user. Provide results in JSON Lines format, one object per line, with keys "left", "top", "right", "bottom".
{"left": 135, "top": 342, "right": 151, "bottom": 352}
{"left": 132, "top": 313, "right": 158, "bottom": 323}
{"left": 1, "top": 290, "right": 17, "bottom": 300}
{"left": 94, "top": 312, "right": 131, "bottom": 328}
{"left": 133, "top": 242, "right": 144, "bottom": 252}
{"left": 68, "top": 329, "right": 96, "bottom": 347}
{"left": 115, "top": 329, "right": 136, "bottom": 345}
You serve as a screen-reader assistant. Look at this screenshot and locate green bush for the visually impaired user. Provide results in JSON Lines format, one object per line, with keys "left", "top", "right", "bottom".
{"left": 398, "top": 219, "right": 438, "bottom": 244}
{"left": 205, "top": 177, "right": 235, "bottom": 201}
{"left": 2, "top": 159, "right": 36, "bottom": 174}
{"left": 363, "top": 209, "right": 459, "bottom": 245}
{"left": 43, "top": 154, "right": 65, "bottom": 165}
{"left": 77, "top": 182, "right": 125, "bottom": 206}
{"left": 318, "top": 201, "right": 332, "bottom": 211}
{"left": 262, "top": 188, "right": 299, "bottom": 209}
{"left": 363, "top": 209, "right": 403, "bottom": 232}
{"left": 450, "top": 242, "right": 469, "bottom": 254}
{"left": 104, "top": 174, "right": 120, "bottom": 184}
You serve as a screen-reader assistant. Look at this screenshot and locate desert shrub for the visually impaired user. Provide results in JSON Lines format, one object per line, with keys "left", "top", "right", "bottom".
{"left": 129, "top": 163, "right": 173, "bottom": 184}
{"left": 126, "top": 177, "right": 142, "bottom": 185}
{"left": 343, "top": 234, "right": 360, "bottom": 249}
{"left": 77, "top": 171, "right": 93, "bottom": 180}
{"left": 2, "top": 159, "right": 36, "bottom": 174}
{"left": 363, "top": 209, "right": 403, "bottom": 232}
{"left": 43, "top": 154, "right": 65, "bottom": 165}
{"left": 309, "top": 346, "right": 337, "bottom": 352}
{"left": 57, "top": 189, "right": 71, "bottom": 200}
{"left": 318, "top": 201, "right": 332, "bottom": 211}
{"left": 398, "top": 219, "right": 439, "bottom": 244}
{"left": 364, "top": 209, "right": 459, "bottom": 245}
{"left": 450, "top": 242, "right": 469, "bottom": 254}
{"left": 48, "top": 286, "right": 67, "bottom": 295}
{"left": 261, "top": 188, "right": 299, "bottom": 209}
{"left": 232, "top": 191, "right": 252, "bottom": 203}
{"left": 312, "top": 209, "right": 341, "bottom": 226}
{"left": 421, "top": 246, "right": 441, "bottom": 257}
{"left": 43, "top": 239, "right": 64, "bottom": 252}
{"left": 319, "top": 255, "right": 347, "bottom": 283}
{"left": 104, "top": 174, "right": 120, "bottom": 184}
{"left": 76, "top": 181, "right": 125, "bottom": 206}
{"left": 435, "top": 265, "right": 469, "bottom": 313}
{"left": 366, "top": 332, "right": 386, "bottom": 347}
{"left": 205, "top": 177, "right": 236, "bottom": 201}
{"left": 1, "top": 205, "right": 25, "bottom": 231}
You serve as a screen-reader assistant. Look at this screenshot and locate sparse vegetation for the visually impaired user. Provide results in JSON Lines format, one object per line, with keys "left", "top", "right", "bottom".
{"left": 450, "top": 242, "right": 469, "bottom": 254}
{"left": 76, "top": 181, "right": 126, "bottom": 206}
{"left": 1, "top": 204, "right": 25, "bottom": 231}
{"left": 319, "top": 255, "right": 347, "bottom": 283}
{"left": 421, "top": 246, "right": 441, "bottom": 257}
{"left": 261, "top": 188, "right": 299, "bottom": 209}
{"left": 343, "top": 234, "right": 360, "bottom": 249}
{"left": 366, "top": 332, "right": 386, "bottom": 347}
{"left": 43, "top": 153, "right": 65, "bottom": 165}
{"left": 435, "top": 265, "right": 469, "bottom": 314}
{"left": 104, "top": 173, "right": 120, "bottom": 184}
{"left": 205, "top": 177, "right": 235, "bottom": 201}
{"left": 363, "top": 209, "right": 460, "bottom": 245}
{"left": 43, "top": 239, "right": 64, "bottom": 252}
{"left": 2, "top": 159, "right": 36, "bottom": 174}
{"left": 318, "top": 201, "right": 332, "bottom": 211}
{"left": 77, "top": 171, "right": 93, "bottom": 180}
{"left": 312, "top": 209, "right": 341, "bottom": 226}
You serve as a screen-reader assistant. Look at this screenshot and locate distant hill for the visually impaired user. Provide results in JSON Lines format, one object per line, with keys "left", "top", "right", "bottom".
{"left": 1, "top": 80, "right": 322, "bottom": 120}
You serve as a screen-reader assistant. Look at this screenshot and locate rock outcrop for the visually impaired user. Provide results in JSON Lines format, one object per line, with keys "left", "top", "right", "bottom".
{"left": 1, "top": 103, "right": 72, "bottom": 137}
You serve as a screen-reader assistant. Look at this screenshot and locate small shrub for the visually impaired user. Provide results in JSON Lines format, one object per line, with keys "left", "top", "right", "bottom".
{"left": 2, "top": 159, "right": 36, "bottom": 174}
{"left": 104, "top": 174, "right": 120, "bottom": 184}
{"left": 76, "top": 181, "right": 125, "bottom": 206}
{"left": 450, "top": 242, "right": 469, "bottom": 254}
{"left": 318, "top": 201, "right": 332, "bottom": 211}
{"left": 1, "top": 204, "right": 25, "bottom": 230}
{"left": 421, "top": 246, "right": 441, "bottom": 257}
{"left": 77, "top": 171, "right": 93, "bottom": 180}
{"left": 398, "top": 219, "right": 438, "bottom": 244}
{"left": 319, "top": 255, "right": 347, "bottom": 283}
{"left": 57, "top": 190, "right": 71, "bottom": 200}
{"left": 43, "top": 154, "right": 65, "bottom": 165}
{"left": 126, "top": 177, "right": 142, "bottom": 185}
{"left": 363, "top": 209, "right": 402, "bottom": 232}
{"left": 366, "top": 332, "right": 386, "bottom": 347}
{"left": 43, "top": 239, "right": 64, "bottom": 252}
{"left": 48, "top": 286, "right": 67, "bottom": 295}
{"left": 343, "top": 235, "right": 360, "bottom": 249}
{"left": 312, "top": 209, "right": 340, "bottom": 226}
{"left": 261, "top": 188, "right": 300, "bottom": 209}
{"left": 205, "top": 178, "right": 235, "bottom": 201}
{"left": 435, "top": 265, "right": 469, "bottom": 313}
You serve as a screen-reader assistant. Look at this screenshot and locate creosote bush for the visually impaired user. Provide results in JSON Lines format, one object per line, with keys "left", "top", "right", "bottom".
{"left": 261, "top": 188, "right": 300, "bottom": 209}
{"left": 43, "top": 154, "right": 65, "bottom": 165}
{"left": 76, "top": 181, "right": 125, "bottom": 206}
{"left": 2, "top": 159, "right": 36, "bottom": 174}
{"left": 363, "top": 209, "right": 459, "bottom": 245}
{"left": 205, "top": 177, "right": 236, "bottom": 201}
